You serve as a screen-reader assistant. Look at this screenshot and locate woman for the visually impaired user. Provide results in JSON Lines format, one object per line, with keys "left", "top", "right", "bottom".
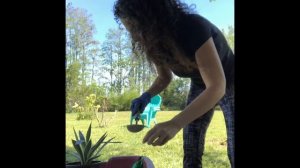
{"left": 113, "top": 0, "right": 234, "bottom": 167}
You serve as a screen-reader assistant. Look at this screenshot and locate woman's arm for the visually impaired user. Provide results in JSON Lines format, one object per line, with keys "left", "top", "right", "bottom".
{"left": 145, "top": 63, "right": 173, "bottom": 97}
{"left": 143, "top": 37, "right": 226, "bottom": 146}
{"left": 171, "top": 37, "right": 226, "bottom": 128}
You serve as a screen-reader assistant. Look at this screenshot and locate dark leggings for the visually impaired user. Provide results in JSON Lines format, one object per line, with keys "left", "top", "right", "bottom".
{"left": 183, "top": 80, "right": 234, "bottom": 168}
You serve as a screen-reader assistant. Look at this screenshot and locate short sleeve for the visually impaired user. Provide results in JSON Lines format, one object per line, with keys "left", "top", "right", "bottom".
{"left": 176, "top": 14, "right": 215, "bottom": 60}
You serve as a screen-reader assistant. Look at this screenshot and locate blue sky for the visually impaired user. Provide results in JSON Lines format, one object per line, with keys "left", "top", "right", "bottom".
{"left": 66, "top": 0, "right": 234, "bottom": 43}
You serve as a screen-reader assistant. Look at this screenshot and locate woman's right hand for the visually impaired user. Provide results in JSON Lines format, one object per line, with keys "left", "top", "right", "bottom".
{"left": 130, "top": 92, "right": 152, "bottom": 118}
{"left": 143, "top": 120, "right": 182, "bottom": 146}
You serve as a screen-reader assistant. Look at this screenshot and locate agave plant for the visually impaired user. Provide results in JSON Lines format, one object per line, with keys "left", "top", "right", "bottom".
{"left": 70, "top": 122, "right": 117, "bottom": 168}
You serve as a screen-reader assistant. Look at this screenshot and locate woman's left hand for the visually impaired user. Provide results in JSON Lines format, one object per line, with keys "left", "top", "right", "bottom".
{"left": 143, "top": 120, "right": 182, "bottom": 146}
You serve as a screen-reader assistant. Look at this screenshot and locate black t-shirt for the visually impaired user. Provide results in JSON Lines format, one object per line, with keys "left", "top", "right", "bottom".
{"left": 173, "top": 14, "right": 234, "bottom": 87}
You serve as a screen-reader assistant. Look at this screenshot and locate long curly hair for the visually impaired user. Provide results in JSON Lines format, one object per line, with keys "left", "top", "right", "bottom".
{"left": 113, "top": 0, "right": 196, "bottom": 66}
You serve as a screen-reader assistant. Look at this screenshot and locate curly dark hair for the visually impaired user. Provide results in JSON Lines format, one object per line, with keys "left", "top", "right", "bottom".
{"left": 113, "top": 0, "right": 196, "bottom": 66}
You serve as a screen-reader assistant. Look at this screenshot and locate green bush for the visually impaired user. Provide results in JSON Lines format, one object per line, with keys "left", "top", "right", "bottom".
{"left": 161, "top": 78, "right": 190, "bottom": 110}
{"left": 108, "top": 89, "right": 139, "bottom": 111}
{"left": 76, "top": 112, "right": 94, "bottom": 120}
{"left": 75, "top": 94, "right": 101, "bottom": 120}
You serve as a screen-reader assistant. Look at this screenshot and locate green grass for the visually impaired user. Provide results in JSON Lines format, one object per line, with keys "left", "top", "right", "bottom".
{"left": 66, "top": 111, "right": 230, "bottom": 168}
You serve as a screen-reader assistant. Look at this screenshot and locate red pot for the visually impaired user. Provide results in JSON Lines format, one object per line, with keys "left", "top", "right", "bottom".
{"left": 105, "top": 156, "right": 154, "bottom": 168}
{"left": 66, "top": 161, "right": 107, "bottom": 168}
{"left": 66, "top": 156, "right": 154, "bottom": 168}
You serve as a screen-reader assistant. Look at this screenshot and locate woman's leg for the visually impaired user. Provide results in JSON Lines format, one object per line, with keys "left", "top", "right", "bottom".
{"left": 218, "top": 86, "right": 235, "bottom": 168}
{"left": 183, "top": 81, "right": 215, "bottom": 168}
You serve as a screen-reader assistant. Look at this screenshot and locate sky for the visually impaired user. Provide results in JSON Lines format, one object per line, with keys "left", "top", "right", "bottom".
{"left": 66, "top": 0, "right": 234, "bottom": 43}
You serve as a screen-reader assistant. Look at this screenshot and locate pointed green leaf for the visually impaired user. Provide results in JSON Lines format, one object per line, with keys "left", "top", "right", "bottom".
{"left": 86, "top": 154, "right": 101, "bottom": 165}
{"left": 86, "top": 123, "right": 92, "bottom": 142}
{"left": 69, "top": 152, "right": 81, "bottom": 161}
{"left": 79, "top": 131, "right": 86, "bottom": 147}
{"left": 72, "top": 139, "right": 84, "bottom": 164}
{"left": 88, "top": 132, "right": 107, "bottom": 159}
{"left": 79, "top": 131, "right": 86, "bottom": 141}
{"left": 94, "top": 137, "right": 115, "bottom": 157}
{"left": 83, "top": 140, "right": 92, "bottom": 162}
{"left": 73, "top": 127, "right": 79, "bottom": 141}
{"left": 75, "top": 140, "right": 85, "bottom": 145}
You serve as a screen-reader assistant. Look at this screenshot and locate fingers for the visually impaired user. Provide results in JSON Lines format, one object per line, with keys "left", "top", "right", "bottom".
{"left": 159, "top": 137, "right": 169, "bottom": 146}
{"left": 143, "top": 126, "right": 169, "bottom": 146}
{"left": 143, "top": 127, "right": 156, "bottom": 143}
{"left": 130, "top": 100, "right": 135, "bottom": 110}
{"left": 131, "top": 95, "right": 149, "bottom": 115}
{"left": 152, "top": 135, "right": 168, "bottom": 146}
{"left": 130, "top": 104, "right": 135, "bottom": 114}
{"left": 133, "top": 104, "right": 139, "bottom": 114}
{"left": 145, "top": 131, "right": 160, "bottom": 145}
{"left": 131, "top": 100, "right": 140, "bottom": 115}
{"left": 130, "top": 99, "right": 136, "bottom": 113}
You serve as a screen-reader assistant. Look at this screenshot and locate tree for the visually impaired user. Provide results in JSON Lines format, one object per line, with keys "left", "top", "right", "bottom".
{"left": 66, "top": 2, "right": 98, "bottom": 85}
{"left": 222, "top": 26, "right": 234, "bottom": 52}
{"left": 66, "top": 3, "right": 104, "bottom": 113}
{"left": 161, "top": 78, "right": 190, "bottom": 110}
{"left": 66, "top": 61, "right": 81, "bottom": 113}
{"left": 101, "top": 28, "right": 134, "bottom": 94}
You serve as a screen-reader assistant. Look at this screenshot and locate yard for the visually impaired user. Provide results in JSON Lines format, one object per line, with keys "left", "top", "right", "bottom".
{"left": 66, "top": 111, "right": 230, "bottom": 168}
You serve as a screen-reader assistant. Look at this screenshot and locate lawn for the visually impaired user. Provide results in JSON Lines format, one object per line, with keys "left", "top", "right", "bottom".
{"left": 66, "top": 111, "right": 230, "bottom": 168}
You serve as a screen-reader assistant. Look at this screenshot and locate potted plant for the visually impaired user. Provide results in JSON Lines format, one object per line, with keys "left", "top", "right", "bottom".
{"left": 66, "top": 123, "right": 117, "bottom": 168}
{"left": 66, "top": 123, "right": 155, "bottom": 168}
